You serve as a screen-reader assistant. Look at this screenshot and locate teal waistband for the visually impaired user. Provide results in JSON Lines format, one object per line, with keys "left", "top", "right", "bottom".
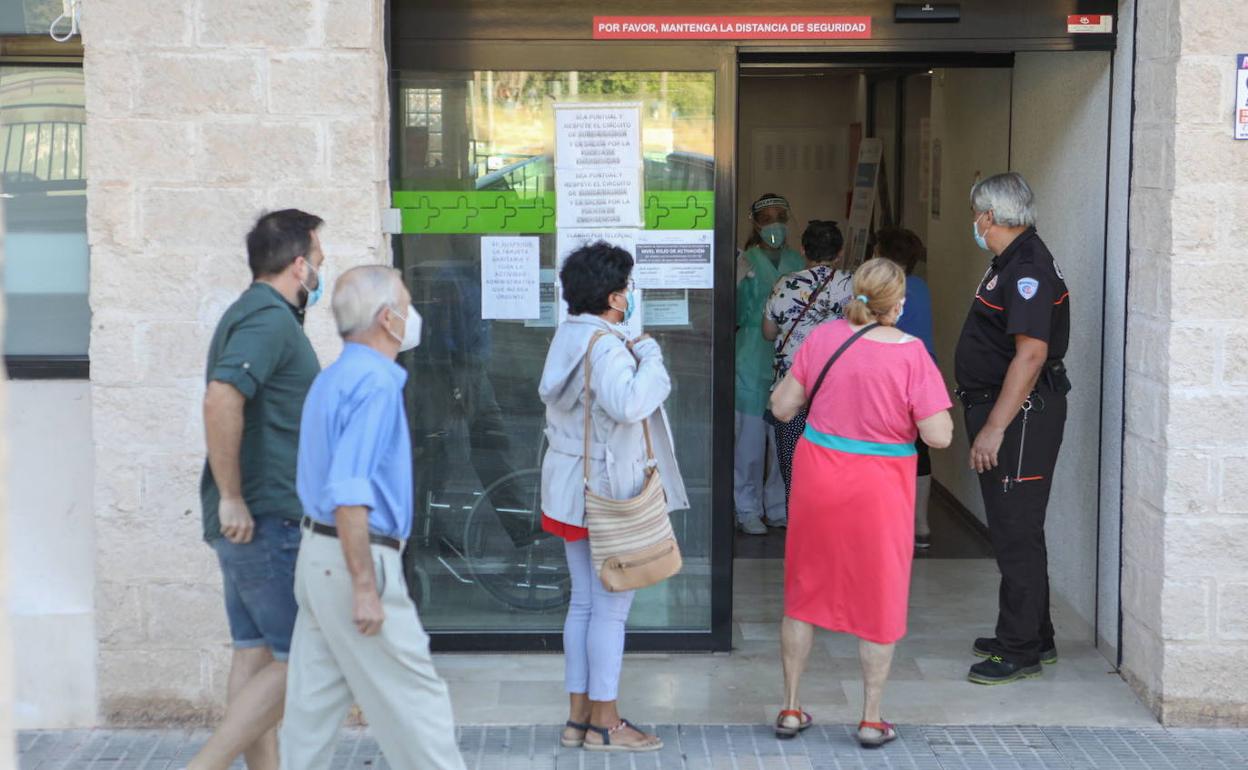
{"left": 802, "top": 425, "right": 917, "bottom": 457}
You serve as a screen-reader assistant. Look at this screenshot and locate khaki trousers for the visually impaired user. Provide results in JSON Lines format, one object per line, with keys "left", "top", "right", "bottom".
{"left": 280, "top": 530, "right": 466, "bottom": 770}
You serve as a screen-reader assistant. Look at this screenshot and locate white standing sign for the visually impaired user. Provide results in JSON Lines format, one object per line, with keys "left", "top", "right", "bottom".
{"left": 845, "top": 138, "right": 884, "bottom": 268}
{"left": 634, "top": 230, "right": 714, "bottom": 289}
{"left": 480, "top": 236, "right": 540, "bottom": 320}
{"left": 1236, "top": 54, "right": 1248, "bottom": 141}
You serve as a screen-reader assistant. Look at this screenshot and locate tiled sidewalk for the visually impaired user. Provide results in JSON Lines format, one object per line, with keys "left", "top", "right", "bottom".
{"left": 19, "top": 724, "right": 1248, "bottom": 769}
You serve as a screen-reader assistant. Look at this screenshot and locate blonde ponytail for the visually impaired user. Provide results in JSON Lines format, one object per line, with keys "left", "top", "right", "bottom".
{"left": 846, "top": 258, "right": 906, "bottom": 326}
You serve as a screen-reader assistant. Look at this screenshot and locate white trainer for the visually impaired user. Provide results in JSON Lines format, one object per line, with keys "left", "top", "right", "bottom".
{"left": 737, "top": 516, "right": 768, "bottom": 535}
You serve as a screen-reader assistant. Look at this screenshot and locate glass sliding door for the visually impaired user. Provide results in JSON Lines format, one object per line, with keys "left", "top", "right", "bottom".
{"left": 389, "top": 44, "right": 734, "bottom": 650}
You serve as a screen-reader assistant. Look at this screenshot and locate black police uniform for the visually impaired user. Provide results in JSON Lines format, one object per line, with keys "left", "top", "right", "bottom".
{"left": 954, "top": 227, "right": 1071, "bottom": 666}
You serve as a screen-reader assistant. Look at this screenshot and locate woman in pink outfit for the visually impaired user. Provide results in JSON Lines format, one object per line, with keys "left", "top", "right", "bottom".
{"left": 769, "top": 258, "right": 954, "bottom": 748}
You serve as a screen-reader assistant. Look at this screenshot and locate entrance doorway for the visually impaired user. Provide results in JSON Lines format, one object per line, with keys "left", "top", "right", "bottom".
{"left": 730, "top": 51, "right": 1122, "bottom": 678}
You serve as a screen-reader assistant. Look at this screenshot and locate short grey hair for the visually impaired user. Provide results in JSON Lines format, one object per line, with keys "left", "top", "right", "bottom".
{"left": 331, "top": 265, "right": 405, "bottom": 338}
{"left": 970, "top": 172, "right": 1037, "bottom": 227}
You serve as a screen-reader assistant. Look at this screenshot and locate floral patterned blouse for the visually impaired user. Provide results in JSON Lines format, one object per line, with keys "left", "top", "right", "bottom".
{"left": 765, "top": 265, "right": 855, "bottom": 381}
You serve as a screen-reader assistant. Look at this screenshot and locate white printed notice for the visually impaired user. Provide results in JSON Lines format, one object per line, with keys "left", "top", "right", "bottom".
{"left": 555, "top": 103, "right": 642, "bottom": 169}
{"left": 556, "top": 228, "right": 637, "bottom": 270}
{"left": 555, "top": 103, "right": 644, "bottom": 228}
{"left": 481, "top": 236, "right": 540, "bottom": 320}
{"left": 634, "top": 230, "right": 714, "bottom": 289}
{"left": 556, "top": 167, "right": 643, "bottom": 228}
{"left": 525, "top": 269, "right": 558, "bottom": 329}
{"left": 644, "top": 290, "right": 690, "bottom": 327}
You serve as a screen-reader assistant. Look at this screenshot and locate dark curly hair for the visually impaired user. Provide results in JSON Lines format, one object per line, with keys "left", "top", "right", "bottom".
{"left": 874, "top": 227, "right": 927, "bottom": 275}
{"left": 560, "top": 240, "right": 633, "bottom": 316}
{"left": 801, "top": 220, "right": 844, "bottom": 264}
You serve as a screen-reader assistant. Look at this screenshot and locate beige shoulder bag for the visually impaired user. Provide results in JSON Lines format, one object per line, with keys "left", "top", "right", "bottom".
{"left": 581, "top": 331, "right": 683, "bottom": 592}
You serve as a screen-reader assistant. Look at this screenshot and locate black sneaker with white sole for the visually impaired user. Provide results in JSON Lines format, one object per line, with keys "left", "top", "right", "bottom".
{"left": 968, "top": 655, "right": 1043, "bottom": 685}
{"left": 973, "top": 636, "right": 1058, "bottom": 665}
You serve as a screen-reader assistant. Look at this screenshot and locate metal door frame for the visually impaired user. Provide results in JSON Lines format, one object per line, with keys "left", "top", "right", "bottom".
{"left": 389, "top": 40, "right": 738, "bottom": 653}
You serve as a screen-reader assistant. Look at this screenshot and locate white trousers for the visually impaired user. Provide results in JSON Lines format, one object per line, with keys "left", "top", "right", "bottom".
{"left": 280, "top": 530, "right": 466, "bottom": 770}
{"left": 733, "top": 410, "right": 786, "bottom": 523}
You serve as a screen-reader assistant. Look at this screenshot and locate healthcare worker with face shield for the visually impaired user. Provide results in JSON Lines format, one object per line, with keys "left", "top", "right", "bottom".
{"left": 735, "top": 193, "right": 804, "bottom": 534}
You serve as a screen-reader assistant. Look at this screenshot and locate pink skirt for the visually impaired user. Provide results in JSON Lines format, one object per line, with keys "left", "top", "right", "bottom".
{"left": 784, "top": 438, "right": 917, "bottom": 644}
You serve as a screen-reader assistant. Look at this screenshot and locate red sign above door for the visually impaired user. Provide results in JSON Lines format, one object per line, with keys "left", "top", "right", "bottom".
{"left": 1066, "top": 14, "right": 1113, "bottom": 34}
{"left": 592, "top": 16, "right": 873, "bottom": 40}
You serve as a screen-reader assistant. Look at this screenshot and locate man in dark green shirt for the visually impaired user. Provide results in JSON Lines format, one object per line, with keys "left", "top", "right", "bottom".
{"left": 191, "top": 209, "right": 324, "bottom": 770}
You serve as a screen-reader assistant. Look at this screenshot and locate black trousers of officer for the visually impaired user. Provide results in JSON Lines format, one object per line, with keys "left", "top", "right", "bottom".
{"left": 964, "top": 386, "right": 1067, "bottom": 664}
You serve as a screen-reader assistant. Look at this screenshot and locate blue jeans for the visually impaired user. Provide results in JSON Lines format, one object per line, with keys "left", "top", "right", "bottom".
{"left": 563, "top": 539, "right": 635, "bottom": 702}
{"left": 211, "top": 515, "right": 301, "bottom": 661}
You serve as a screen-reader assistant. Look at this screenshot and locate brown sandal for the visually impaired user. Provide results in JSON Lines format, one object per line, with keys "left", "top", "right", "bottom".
{"left": 857, "top": 720, "right": 898, "bottom": 748}
{"left": 774, "top": 709, "right": 813, "bottom": 739}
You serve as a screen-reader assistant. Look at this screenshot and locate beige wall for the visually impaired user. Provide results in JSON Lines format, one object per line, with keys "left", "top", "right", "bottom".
{"left": 1010, "top": 50, "right": 1112, "bottom": 642}
{"left": 1120, "top": 0, "right": 1248, "bottom": 725}
{"left": 0, "top": 187, "right": 15, "bottom": 764}
{"left": 925, "top": 67, "right": 1012, "bottom": 520}
{"left": 8, "top": 382, "right": 96, "bottom": 728}
{"left": 81, "top": 0, "right": 390, "bottom": 722}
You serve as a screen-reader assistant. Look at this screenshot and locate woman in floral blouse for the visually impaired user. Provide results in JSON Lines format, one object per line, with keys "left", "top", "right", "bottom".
{"left": 763, "top": 220, "right": 854, "bottom": 499}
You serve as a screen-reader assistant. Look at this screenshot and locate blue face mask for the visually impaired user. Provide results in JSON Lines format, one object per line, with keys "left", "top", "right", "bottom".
{"left": 623, "top": 287, "right": 637, "bottom": 323}
{"left": 760, "top": 222, "right": 787, "bottom": 249}
{"left": 972, "top": 216, "right": 990, "bottom": 252}
{"left": 302, "top": 261, "right": 325, "bottom": 307}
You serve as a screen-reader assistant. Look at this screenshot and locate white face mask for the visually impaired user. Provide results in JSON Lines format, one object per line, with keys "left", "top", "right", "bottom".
{"left": 386, "top": 304, "right": 423, "bottom": 352}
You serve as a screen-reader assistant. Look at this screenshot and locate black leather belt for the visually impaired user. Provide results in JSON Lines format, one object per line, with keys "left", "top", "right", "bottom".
{"left": 957, "top": 361, "right": 1070, "bottom": 408}
{"left": 301, "top": 516, "right": 401, "bottom": 551}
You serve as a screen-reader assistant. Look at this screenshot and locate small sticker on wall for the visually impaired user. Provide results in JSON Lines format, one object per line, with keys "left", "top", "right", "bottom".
{"left": 1067, "top": 14, "right": 1113, "bottom": 34}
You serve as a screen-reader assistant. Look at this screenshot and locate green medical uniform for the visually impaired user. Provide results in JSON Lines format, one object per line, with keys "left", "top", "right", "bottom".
{"left": 735, "top": 244, "right": 804, "bottom": 415}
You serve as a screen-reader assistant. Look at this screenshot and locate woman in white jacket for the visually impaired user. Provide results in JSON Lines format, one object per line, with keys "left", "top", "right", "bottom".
{"left": 539, "top": 241, "right": 688, "bottom": 753}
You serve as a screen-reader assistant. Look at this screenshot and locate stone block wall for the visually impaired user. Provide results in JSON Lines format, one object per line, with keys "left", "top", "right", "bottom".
{"left": 82, "top": 0, "right": 389, "bottom": 722}
{"left": 1122, "top": 0, "right": 1248, "bottom": 725}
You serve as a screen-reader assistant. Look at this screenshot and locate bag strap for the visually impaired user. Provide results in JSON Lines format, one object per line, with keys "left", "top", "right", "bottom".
{"left": 774, "top": 268, "right": 839, "bottom": 376}
{"left": 806, "top": 323, "right": 879, "bottom": 408}
{"left": 583, "top": 330, "right": 656, "bottom": 489}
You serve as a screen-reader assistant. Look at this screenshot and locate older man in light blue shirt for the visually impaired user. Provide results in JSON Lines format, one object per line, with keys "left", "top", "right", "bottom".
{"left": 280, "top": 265, "right": 466, "bottom": 770}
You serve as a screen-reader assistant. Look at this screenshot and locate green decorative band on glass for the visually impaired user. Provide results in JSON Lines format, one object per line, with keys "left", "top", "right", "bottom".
{"left": 391, "top": 191, "right": 556, "bottom": 234}
{"left": 391, "top": 190, "right": 715, "bottom": 234}
{"left": 644, "top": 191, "right": 715, "bottom": 230}
{"left": 802, "top": 425, "right": 918, "bottom": 457}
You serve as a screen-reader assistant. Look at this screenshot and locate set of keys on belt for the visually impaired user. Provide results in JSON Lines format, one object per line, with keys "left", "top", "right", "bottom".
{"left": 1001, "top": 398, "right": 1034, "bottom": 494}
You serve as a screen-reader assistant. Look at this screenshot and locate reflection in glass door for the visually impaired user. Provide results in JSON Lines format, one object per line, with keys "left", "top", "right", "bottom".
{"left": 391, "top": 69, "right": 717, "bottom": 639}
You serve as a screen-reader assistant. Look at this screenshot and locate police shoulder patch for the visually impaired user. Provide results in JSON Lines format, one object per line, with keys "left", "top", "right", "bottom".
{"left": 1017, "top": 277, "right": 1040, "bottom": 300}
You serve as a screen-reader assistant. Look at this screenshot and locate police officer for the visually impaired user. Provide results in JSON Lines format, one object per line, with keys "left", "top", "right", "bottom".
{"left": 954, "top": 173, "right": 1072, "bottom": 685}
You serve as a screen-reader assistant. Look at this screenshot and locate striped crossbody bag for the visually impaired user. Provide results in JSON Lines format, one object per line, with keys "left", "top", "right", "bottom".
{"left": 581, "top": 331, "right": 683, "bottom": 592}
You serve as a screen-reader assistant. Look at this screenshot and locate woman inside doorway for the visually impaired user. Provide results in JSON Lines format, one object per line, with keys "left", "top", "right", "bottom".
{"left": 735, "top": 193, "right": 805, "bottom": 535}
{"left": 763, "top": 219, "right": 854, "bottom": 501}
{"left": 874, "top": 227, "right": 938, "bottom": 551}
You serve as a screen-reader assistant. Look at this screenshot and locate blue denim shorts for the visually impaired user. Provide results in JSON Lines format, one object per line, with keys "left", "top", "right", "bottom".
{"left": 210, "top": 515, "right": 301, "bottom": 661}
